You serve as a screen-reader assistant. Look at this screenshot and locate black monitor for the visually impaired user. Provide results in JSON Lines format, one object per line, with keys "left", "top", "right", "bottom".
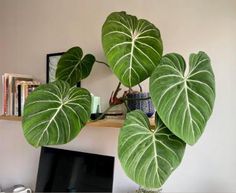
{"left": 35, "top": 147, "right": 114, "bottom": 192}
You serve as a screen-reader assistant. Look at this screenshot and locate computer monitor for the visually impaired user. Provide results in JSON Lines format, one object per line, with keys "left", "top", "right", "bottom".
{"left": 35, "top": 147, "right": 114, "bottom": 192}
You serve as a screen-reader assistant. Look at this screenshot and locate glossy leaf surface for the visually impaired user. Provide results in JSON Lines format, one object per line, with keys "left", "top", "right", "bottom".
{"left": 22, "top": 80, "right": 91, "bottom": 147}
{"left": 118, "top": 110, "right": 185, "bottom": 188}
{"left": 102, "top": 11, "right": 163, "bottom": 87}
{"left": 56, "top": 47, "right": 95, "bottom": 86}
{"left": 150, "top": 52, "right": 215, "bottom": 145}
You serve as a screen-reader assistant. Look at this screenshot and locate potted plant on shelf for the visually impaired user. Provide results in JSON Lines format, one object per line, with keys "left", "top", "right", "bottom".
{"left": 124, "top": 89, "right": 155, "bottom": 118}
{"left": 22, "top": 11, "right": 215, "bottom": 192}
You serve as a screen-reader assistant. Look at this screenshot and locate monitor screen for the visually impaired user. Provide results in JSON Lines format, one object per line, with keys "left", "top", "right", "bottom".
{"left": 35, "top": 147, "right": 114, "bottom": 192}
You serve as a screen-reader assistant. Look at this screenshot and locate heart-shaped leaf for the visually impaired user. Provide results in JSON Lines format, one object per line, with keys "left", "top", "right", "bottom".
{"left": 56, "top": 46, "right": 95, "bottom": 86}
{"left": 150, "top": 52, "right": 215, "bottom": 145}
{"left": 118, "top": 110, "right": 186, "bottom": 189}
{"left": 22, "top": 80, "right": 91, "bottom": 147}
{"left": 102, "top": 11, "right": 163, "bottom": 87}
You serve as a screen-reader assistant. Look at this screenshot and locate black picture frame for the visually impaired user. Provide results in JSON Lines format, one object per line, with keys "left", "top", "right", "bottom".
{"left": 46, "top": 52, "right": 81, "bottom": 87}
{"left": 46, "top": 52, "right": 64, "bottom": 83}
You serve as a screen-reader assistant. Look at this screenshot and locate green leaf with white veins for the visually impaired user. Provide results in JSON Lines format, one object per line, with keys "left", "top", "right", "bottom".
{"left": 150, "top": 52, "right": 215, "bottom": 145}
{"left": 22, "top": 80, "right": 91, "bottom": 147}
{"left": 102, "top": 11, "right": 163, "bottom": 87}
{"left": 56, "top": 46, "right": 95, "bottom": 86}
{"left": 118, "top": 110, "right": 186, "bottom": 189}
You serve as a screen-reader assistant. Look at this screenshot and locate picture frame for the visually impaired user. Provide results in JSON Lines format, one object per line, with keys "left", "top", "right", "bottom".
{"left": 46, "top": 52, "right": 64, "bottom": 83}
{"left": 46, "top": 52, "right": 81, "bottom": 87}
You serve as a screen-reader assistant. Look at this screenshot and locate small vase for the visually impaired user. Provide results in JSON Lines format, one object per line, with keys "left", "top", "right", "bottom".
{"left": 126, "top": 92, "right": 154, "bottom": 117}
{"left": 136, "top": 186, "right": 162, "bottom": 193}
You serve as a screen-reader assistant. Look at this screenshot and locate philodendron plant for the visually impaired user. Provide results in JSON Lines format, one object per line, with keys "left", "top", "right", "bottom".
{"left": 22, "top": 11, "right": 215, "bottom": 190}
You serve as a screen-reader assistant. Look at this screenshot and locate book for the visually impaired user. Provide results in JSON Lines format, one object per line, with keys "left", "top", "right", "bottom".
{"left": 17, "top": 81, "right": 40, "bottom": 116}
{"left": 4, "top": 73, "right": 33, "bottom": 115}
{"left": 17, "top": 84, "right": 21, "bottom": 116}
{"left": 2, "top": 74, "right": 10, "bottom": 115}
{"left": 12, "top": 77, "right": 33, "bottom": 116}
{"left": 1, "top": 74, "right": 9, "bottom": 115}
{"left": 1, "top": 73, "right": 41, "bottom": 116}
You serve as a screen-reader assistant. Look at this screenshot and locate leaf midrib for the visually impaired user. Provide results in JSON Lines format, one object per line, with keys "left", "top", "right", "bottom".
{"left": 152, "top": 133, "right": 161, "bottom": 186}
{"left": 36, "top": 104, "right": 63, "bottom": 146}
{"left": 65, "top": 59, "right": 82, "bottom": 83}
{"left": 128, "top": 34, "right": 136, "bottom": 85}
{"left": 184, "top": 80, "right": 195, "bottom": 140}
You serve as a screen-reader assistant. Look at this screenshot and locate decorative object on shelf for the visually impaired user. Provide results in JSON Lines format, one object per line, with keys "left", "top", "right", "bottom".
{"left": 22, "top": 11, "right": 216, "bottom": 191}
{"left": 90, "top": 94, "right": 103, "bottom": 120}
{"left": 91, "top": 94, "right": 101, "bottom": 114}
{"left": 46, "top": 52, "right": 64, "bottom": 83}
{"left": 108, "top": 82, "right": 154, "bottom": 117}
{"left": 125, "top": 91, "right": 154, "bottom": 117}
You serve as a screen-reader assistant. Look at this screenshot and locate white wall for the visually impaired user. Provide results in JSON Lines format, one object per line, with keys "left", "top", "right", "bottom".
{"left": 0, "top": 0, "right": 236, "bottom": 192}
{"left": 0, "top": 121, "right": 135, "bottom": 193}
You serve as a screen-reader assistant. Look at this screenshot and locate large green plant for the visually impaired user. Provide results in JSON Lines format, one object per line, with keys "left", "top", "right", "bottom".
{"left": 22, "top": 11, "right": 215, "bottom": 189}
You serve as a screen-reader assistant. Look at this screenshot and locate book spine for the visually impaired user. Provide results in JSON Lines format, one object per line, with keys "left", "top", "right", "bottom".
{"left": 8, "top": 75, "right": 13, "bottom": 115}
{"left": 14, "top": 83, "right": 18, "bottom": 116}
{"left": 12, "top": 77, "right": 16, "bottom": 115}
{"left": 18, "top": 85, "right": 21, "bottom": 116}
{"left": 20, "top": 84, "right": 25, "bottom": 116}
{"left": 21, "top": 83, "right": 28, "bottom": 116}
{"left": 4, "top": 75, "right": 9, "bottom": 115}
{"left": 2, "top": 75, "right": 4, "bottom": 114}
{"left": 1, "top": 75, "right": 5, "bottom": 115}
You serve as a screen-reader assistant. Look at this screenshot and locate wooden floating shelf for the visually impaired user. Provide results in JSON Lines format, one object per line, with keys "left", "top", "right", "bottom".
{"left": 0, "top": 115, "right": 155, "bottom": 128}
{"left": 0, "top": 115, "right": 22, "bottom": 121}
{"left": 87, "top": 118, "right": 125, "bottom": 128}
{"left": 87, "top": 117, "right": 155, "bottom": 128}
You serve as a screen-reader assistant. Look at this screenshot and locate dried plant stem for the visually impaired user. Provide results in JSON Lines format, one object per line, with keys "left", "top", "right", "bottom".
{"left": 95, "top": 60, "right": 109, "bottom": 67}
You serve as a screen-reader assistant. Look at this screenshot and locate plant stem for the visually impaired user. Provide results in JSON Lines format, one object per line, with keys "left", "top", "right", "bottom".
{"left": 138, "top": 84, "right": 143, "bottom": 92}
{"left": 96, "top": 60, "right": 109, "bottom": 67}
{"left": 128, "top": 87, "right": 133, "bottom": 93}
{"left": 109, "top": 81, "right": 123, "bottom": 105}
{"left": 91, "top": 104, "right": 117, "bottom": 121}
{"left": 123, "top": 100, "right": 130, "bottom": 112}
{"left": 113, "top": 82, "right": 121, "bottom": 98}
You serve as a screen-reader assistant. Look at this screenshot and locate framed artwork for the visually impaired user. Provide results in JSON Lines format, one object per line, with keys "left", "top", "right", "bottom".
{"left": 46, "top": 52, "right": 64, "bottom": 83}
{"left": 46, "top": 52, "right": 80, "bottom": 87}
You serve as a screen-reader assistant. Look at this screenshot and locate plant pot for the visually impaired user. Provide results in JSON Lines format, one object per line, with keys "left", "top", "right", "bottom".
{"left": 126, "top": 92, "right": 154, "bottom": 117}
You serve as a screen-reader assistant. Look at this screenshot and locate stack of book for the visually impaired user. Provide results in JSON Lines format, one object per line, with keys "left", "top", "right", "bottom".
{"left": 1, "top": 73, "right": 41, "bottom": 116}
